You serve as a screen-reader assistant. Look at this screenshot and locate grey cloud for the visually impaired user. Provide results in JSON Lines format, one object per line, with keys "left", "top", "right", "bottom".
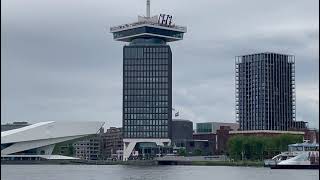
{"left": 1, "top": 0, "right": 318, "bottom": 128}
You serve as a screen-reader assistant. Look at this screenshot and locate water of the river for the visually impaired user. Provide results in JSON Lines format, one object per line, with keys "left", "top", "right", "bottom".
{"left": 1, "top": 165, "right": 318, "bottom": 180}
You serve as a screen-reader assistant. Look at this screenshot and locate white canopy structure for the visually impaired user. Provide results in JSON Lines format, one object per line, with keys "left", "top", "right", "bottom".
{"left": 1, "top": 121, "right": 104, "bottom": 159}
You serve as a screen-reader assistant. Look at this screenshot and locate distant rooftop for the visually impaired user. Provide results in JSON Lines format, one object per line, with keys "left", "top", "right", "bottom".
{"left": 229, "top": 130, "right": 305, "bottom": 135}
{"left": 196, "top": 122, "right": 239, "bottom": 134}
{"left": 173, "top": 119, "right": 193, "bottom": 122}
{"left": 236, "top": 52, "right": 295, "bottom": 57}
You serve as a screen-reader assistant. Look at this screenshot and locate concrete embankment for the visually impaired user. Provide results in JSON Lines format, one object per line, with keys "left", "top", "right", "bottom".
{"left": 78, "top": 160, "right": 157, "bottom": 166}
{"left": 190, "top": 161, "right": 264, "bottom": 167}
{"left": 2, "top": 158, "right": 263, "bottom": 167}
{"left": 1, "top": 159, "right": 157, "bottom": 166}
{"left": 155, "top": 156, "right": 264, "bottom": 167}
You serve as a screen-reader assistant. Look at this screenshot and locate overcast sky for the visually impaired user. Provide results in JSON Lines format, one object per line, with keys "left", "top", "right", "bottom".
{"left": 1, "top": 0, "right": 319, "bottom": 129}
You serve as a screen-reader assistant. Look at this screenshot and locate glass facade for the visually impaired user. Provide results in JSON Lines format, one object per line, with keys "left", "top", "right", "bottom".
{"left": 196, "top": 123, "right": 212, "bottom": 133}
{"left": 123, "top": 44, "right": 172, "bottom": 139}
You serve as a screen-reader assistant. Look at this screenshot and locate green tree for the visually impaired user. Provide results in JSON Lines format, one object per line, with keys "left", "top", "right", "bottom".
{"left": 227, "top": 135, "right": 244, "bottom": 160}
{"left": 67, "top": 145, "right": 74, "bottom": 156}
{"left": 227, "top": 134, "right": 303, "bottom": 161}
{"left": 193, "top": 149, "right": 202, "bottom": 156}
{"left": 177, "top": 148, "right": 187, "bottom": 156}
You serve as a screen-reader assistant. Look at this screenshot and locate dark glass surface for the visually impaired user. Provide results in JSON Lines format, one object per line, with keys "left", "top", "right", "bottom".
{"left": 123, "top": 45, "right": 172, "bottom": 139}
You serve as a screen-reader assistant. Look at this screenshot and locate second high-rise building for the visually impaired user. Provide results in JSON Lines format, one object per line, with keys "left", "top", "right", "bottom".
{"left": 235, "top": 52, "right": 298, "bottom": 131}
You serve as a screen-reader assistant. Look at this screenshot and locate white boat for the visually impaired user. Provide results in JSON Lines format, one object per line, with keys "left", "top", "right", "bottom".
{"left": 264, "top": 141, "right": 319, "bottom": 168}
{"left": 272, "top": 150, "right": 319, "bottom": 168}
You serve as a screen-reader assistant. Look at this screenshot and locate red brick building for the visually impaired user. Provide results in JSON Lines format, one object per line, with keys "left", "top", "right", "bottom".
{"left": 193, "top": 124, "right": 238, "bottom": 155}
{"left": 192, "top": 133, "right": 217, "bottom": 154}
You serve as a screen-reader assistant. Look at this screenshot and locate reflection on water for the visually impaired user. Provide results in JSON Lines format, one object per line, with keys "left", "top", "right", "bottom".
{"left": 1, "top": 165, "right": 319, "bottom": 180}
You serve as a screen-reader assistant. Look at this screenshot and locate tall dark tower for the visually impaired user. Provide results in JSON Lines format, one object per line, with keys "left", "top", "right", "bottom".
{"left": 110, "top": 0, "right": 186, "bottom": 161}
{"left": 235, "top": 53, "right": 298, "bottom": 131}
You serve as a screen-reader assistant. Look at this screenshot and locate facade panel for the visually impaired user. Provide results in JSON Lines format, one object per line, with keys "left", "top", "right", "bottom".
{"left": 123, "top": 45, "right": 172, "bottom": 139}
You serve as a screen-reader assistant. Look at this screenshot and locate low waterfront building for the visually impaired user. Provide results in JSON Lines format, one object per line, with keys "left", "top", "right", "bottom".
{"left": 73, "top": 128, "right": 104, "bottom": 160}
{"left": 171, "top": 119, "right": 213, "bottom": 155}
{"left": 100, "top": 127, "right": 123, "bottom": 160}
{"left": 196, "top": 122, "right": 239, "bottom": 134}
{"left": 193, "top": 122, "right": 239, "bottom": 155}
{"left": 193, "top": 132, "right": 217, "bottom": 155}
{"left": 172, "top": 119, "right": 193, "bottom": 141}
{"left": 176, "top": 140, "right": 214, "bottom": 156}
{"left": 171, "top": 119, "right": 193, "bottom": 149}
{"left": 215, "top": 126, "right": 233, "bottom": 154}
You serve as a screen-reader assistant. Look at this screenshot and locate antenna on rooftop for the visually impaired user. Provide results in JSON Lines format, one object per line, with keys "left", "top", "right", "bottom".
{"left": 146, "top": 0, "right": 150, "bottom": 18}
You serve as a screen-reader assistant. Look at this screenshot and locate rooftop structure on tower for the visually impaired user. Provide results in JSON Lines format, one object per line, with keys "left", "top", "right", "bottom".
{"left": 110, "top": 0, "right": 187, "bottom": 43}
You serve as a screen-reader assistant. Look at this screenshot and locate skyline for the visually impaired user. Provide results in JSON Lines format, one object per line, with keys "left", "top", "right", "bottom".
{"left": 1, "top": 0, "right": 319, "bottom": 129}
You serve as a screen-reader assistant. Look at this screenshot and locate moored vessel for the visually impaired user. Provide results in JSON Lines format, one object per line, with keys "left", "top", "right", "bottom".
{"left": 264, "top": 141, "right": 319, "bottom": 169}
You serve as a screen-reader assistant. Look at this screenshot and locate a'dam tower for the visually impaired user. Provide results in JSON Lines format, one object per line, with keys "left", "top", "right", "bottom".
{"left": 110, "top": 0, "right": 186, "bottom": 161}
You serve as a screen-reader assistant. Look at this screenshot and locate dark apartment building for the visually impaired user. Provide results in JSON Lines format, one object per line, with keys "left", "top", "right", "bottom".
{"left": 235, "top": 52, "right": 305, "bottom": 131}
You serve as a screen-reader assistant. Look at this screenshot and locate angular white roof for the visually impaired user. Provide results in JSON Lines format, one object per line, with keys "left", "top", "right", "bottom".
{"left": 1, "top": 121, "right": 54, "bottom": 137}
{"left": 1, "top": 121, "right": 104, "bottom": 155}
{"left": 1, "top": 121, "right": 104, "bottom": 144}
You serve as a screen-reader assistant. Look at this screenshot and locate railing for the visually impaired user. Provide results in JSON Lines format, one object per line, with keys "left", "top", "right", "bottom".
{"left": 110, "top": 20, "right": 187, "bottom": 32}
